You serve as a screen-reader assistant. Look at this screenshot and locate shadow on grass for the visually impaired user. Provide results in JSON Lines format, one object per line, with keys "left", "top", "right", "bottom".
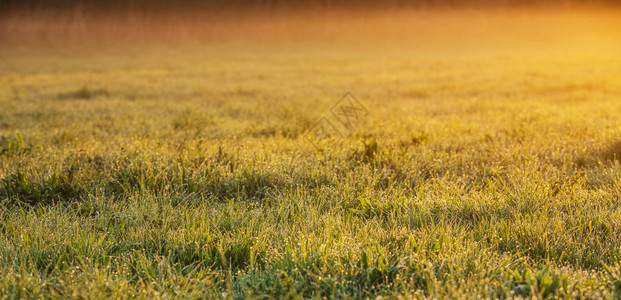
{"left": 56, "top": 87, "right": 110, "bottom": 100}
{"left": 574, "top": 140, "right": 621, "bottom": 168}
{"left": 0, "top": 167, "right": 83, "bottom": 207}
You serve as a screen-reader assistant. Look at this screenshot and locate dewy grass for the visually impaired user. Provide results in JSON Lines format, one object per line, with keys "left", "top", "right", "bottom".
{"left": 1, "top": 6, "right": 621, "bottom": 299}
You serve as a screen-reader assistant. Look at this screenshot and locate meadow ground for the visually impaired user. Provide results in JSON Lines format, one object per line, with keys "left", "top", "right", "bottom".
{"left": 1, "top": 6, "right": 621, "bottom": 298}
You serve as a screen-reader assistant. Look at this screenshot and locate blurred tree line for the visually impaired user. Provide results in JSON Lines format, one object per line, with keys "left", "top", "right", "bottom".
{"left": 1, "top": 0, "right": 618, "bottom": 14}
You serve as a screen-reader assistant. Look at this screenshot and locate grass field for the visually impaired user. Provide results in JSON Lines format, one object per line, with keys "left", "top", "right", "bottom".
{"left": 1, "top": 6, "right": 621, "bottom": 298}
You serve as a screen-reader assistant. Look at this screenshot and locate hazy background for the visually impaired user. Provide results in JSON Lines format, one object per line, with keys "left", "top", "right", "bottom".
{"left": 2, "top": 0, "right": 620, "bottom": 12}
{"left": 2, "top": 0, "right": 620, "bottom": 48}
